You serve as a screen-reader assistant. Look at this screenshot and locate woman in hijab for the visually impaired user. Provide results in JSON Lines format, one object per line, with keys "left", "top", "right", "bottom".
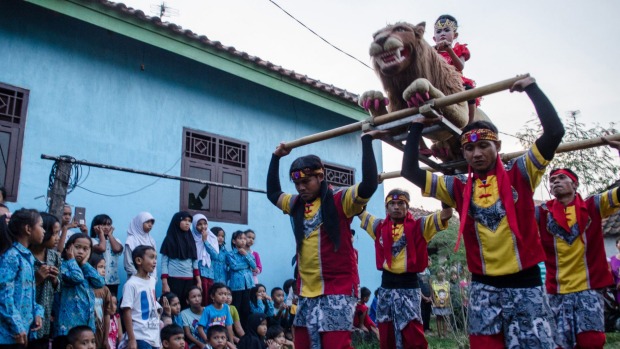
{"left": 124, "top": 212, "right": 156, "bottom": 277}
{"left": 160, "top": 211, "right": 198, "bottom": 310}
{"left": 238, "top": 313, "right": 279, "bottom": 349}
{"left": 192, "top": 213, "right": 219, "bottom": 306}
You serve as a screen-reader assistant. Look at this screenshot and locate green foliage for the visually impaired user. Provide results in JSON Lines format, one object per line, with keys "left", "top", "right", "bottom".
{"left": 427, "top": 217, "right": 466, "bottom": 273}
{"left": 516, "top": 111, "right": 619, "bottom": 196}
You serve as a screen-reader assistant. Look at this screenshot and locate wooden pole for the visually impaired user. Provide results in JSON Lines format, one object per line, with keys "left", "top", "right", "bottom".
{"left": 48, "top": 159, "right": 72, "bottom": 222}
{"left": 379, "top": 133, "right": 620, "bottom": 181}
{"left": 41, "top": 155, "right": 267, "bottom": 194}
{"left": 283, "top": 74, "right": 529, "bottom": 149}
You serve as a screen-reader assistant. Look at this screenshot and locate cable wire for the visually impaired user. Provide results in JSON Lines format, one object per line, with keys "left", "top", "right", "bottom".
{"left": 266, "top": 0, "right": 372, "bottom": 70}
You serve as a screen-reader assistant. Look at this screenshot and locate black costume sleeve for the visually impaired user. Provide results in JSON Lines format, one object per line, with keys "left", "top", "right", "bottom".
{"left": 357, "top": 134, "right": 379, "bottom": 199}
{"left": 267, "top": 154, "right": 283, "bottom": 206}
{"left": 401, "top": 123, "right": 427, "bottom": 189}
{"left": 527, "top": 83, "right": 565, "bottom": 161}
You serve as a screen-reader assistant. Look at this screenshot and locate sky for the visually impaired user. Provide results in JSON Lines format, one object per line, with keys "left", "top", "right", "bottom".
{"left": 122, "top": 0, "right": 619, "bottom": 208}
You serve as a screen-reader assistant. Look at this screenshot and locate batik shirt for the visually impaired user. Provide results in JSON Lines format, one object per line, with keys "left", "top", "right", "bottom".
{"left": 423, "top": 144, "right": 549, "bottom": 276}
{"left": 205, "top": 243, "right": 228, "bottom": 284}
{"left": 92, "top": 237, "right": 122, "bottom": 285}
{"left": 537, "top": 187, "right": 619, "bottom": 294}
{"left": 33, "top": 248, "right": 61, "bottom": 339}
{"left": 249, "top": 299, "right": 275, "bottom": 316}
{"left": 0, "top": 243, "right": 44, "bottom": 344}
{"left": 54, "top": 259, "right": 105, "bottom": 336}
{"left": 226, "top": 249, "right": 256, "bottom": 291}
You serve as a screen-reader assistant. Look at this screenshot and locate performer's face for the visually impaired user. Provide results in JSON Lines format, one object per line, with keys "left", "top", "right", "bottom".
{"left": 293, "top": 173, "right": 324, "bottom": 202}
{"left": 386, "top": 200, "right": 408, "bottom": 221}
{"left": 549, "top": 173, "right": 577, "bottom": 198}
{"left": 462, "top": 140, "right": 500, "bottom": 173}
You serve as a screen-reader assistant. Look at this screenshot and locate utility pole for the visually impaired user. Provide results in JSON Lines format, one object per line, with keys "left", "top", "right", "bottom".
{"left": 48, "top": 159, "right": 72, "bottom": 222}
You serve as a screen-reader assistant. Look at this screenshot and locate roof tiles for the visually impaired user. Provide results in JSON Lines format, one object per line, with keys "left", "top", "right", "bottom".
{"left": 81, "top": 0, "right": 360, "bottom": 105}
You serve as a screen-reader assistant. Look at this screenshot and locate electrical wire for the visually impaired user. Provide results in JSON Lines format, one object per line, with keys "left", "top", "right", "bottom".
{"left": 266, "top": 0, "right": 372, "bottom": 70}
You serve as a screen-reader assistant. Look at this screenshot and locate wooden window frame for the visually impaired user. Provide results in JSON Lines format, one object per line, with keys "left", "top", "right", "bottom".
{"left": 0, "top": 82, "right": 29, "bottom": 202}
{"left": 180, "top": 128, "right": 248, "bottom": 224}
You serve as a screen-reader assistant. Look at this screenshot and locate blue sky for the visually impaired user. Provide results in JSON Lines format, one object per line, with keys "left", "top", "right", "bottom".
{"left": 122, "top": 0, "right": 619, "bottom": 207}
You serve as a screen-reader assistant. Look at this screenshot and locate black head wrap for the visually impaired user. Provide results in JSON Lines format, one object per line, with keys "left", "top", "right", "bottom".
{"left": 289, "top": 155, "right": 341, "bottom": 251}
{"left": 160, "top": 211, "right": 197, "bottom": 260}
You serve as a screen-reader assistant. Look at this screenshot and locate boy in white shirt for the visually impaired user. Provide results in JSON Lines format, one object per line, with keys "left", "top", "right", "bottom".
{"left": 122, "top": 245, "right": 162, "bottom": 349}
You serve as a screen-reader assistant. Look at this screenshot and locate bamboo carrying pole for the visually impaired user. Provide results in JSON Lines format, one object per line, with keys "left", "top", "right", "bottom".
{"left": 282, "top": 74, "right": 529, "bottom": 150}
{"left": 378, "top": 133, "right": 620, "bottom": 181}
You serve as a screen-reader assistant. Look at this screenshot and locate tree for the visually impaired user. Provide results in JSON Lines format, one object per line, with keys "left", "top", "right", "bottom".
{"left": 516, "top": 110, "right": 619, "bottom": 196}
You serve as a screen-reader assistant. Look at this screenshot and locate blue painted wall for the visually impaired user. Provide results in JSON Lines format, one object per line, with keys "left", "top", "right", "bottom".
{"left": 0, "top": 1, "right": 385, "bottom": 295}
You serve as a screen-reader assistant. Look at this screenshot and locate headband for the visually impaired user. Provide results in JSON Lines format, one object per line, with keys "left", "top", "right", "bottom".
{"left": 434, "top": 19, "right": 457, "bottom": 31}
{"left": 385, "top": 194, "right": 410, "bottom": 206}
{"left": 460, "top": 128, "right": 499, "bottom": 146}
{"left": 290, "top": 168, "right": 324, "bottom": 180}
{"left": 550, "top": 169, "right": 578, "bottom": 183}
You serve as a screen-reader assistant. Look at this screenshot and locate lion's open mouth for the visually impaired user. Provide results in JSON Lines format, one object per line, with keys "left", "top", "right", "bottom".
{"left": 378, "top": 47, "right": 410, "bottom": 68}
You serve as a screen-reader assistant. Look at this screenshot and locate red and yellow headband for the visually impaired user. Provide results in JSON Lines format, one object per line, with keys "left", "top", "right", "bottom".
{"left": 385, "top": 194, "right": 409, "bottom": 206}
{"left": 549, "top": 169, "right": 578, "bottom": 183}
{"left": 290, "top": 168, "right": 324, "bottom": 180}
{"left": 460, "top": 129, "right": 499, "bottom": 146}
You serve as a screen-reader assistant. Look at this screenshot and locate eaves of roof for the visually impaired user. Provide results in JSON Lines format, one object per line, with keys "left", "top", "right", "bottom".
{"left": 25, "top": 0, "right": 367, "bottom": 121}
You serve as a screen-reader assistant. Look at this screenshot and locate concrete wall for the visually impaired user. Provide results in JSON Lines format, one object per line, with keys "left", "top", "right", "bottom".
{"left": 0, "top": 1, "right": 385, "bottom": 295}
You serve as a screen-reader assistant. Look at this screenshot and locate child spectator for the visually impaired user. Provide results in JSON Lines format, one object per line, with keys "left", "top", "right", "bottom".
{"left": 192, "top": 214, "right": 218, "bottom": 306}
{"left": 266, "top": 325, "right": 294, "bottom": 349}
{"left": 124, "top": 212, "right": 156, "bottom": 278}
{"left": 431, "top": 268, "right": 451, "bottom": 338}
{"left": 108, "top": 296, "right": 122, "bottom": 349}
{"left": 433, "top": 14, "right": 478, "bottom": 122}
{"left": 121, "top": 245, "right": 162, "bottom": 349}
{"left": 225, "top": 286, "right": 244, "bottom": 342}
{"left": 55, "top": 233, "right": 105, "bottom": 349}
{"left": 160, "top": 212, "right": 199, "bottom": 310}
{"left": 160, "top": 292, "right": 183, "bottom": 327}
{"left": 0, "top": 209, "right": 44, "bottom": 347}
{"left": 205, "top": 325, "right": 227, "bottom": 349}
{"left": 197, "top": 283, "right": 234, "bottom": 347}
{"left": 66, "top": 326, "right": 96, "bottom": 349}
{"left": 244, "top": 229, "right": 262, "bottom": 284}
{"left": 90, "top": 214, "right": 123, "bottom": 297}
{"left": 88, "top": 254, "right": 113, "bottom": 349}
{"left": 30, "top": 212, "right": 62, "bottom": 349}
{"left": 270, "top": 287, "right": 291, "bottom": 330}
{"left": 180, "top": 286, "right": 206, "bottom": 349}
{"left": 160, "top": 324, "right": 185, "bottom": 349}
{"left": 57, "top": 205, "right": 88, "bottom": 254}
{"left": 226, "top": 230, "right": 256, "bottom": 329}
{"left": 205, "top": 227, "right": 228, "bottom": 285}
{"left": 237, "top": 314, "right": 278, "bottom": 349}
{"left": 250, "top": 284, "right": 275, "bottom": 317}
{"left": 353, "top": 287, "right": 379, "bottom": 340}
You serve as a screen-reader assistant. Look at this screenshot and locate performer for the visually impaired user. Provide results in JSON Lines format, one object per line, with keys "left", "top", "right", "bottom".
{"left": 433, "top": 14, "right": 478, "bottom": 122}
{"left": 266, "top": 131, "right": 381, "bottom": 349}
{"left": 358, "top": 189, "right": 451, "bottom": 349}
{"left": 536, "top": 137, "right": 620, "bottom": 349}
{"left": 401, "top": 76, "right": 565, "bottom": 348}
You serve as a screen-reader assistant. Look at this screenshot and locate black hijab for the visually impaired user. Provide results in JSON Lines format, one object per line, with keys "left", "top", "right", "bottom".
{"left": 159, "top": 211, "right": 197, "bottom": 260}
{"left": 238, "top": 313, "right": 267, "bottom": 349}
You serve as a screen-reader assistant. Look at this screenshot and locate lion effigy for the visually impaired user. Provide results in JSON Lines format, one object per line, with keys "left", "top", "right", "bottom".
{"left": 359, "top": 21, "right": 488, "bottom": 162}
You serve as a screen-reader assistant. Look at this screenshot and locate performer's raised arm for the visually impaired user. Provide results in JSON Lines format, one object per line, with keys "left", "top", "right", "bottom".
{"left": 511, "top": 77, "right": 565, "bottom": 160}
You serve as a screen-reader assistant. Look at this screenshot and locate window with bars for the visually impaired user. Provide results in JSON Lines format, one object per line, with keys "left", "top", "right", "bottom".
{"left": 180, "top": 128, "right": 248, "bottom": 224}
{"left": 323, "top": 162, "right": 355, "bottom": 188}
{"left": 0, "top": 83, "right": 28, "bottom": 202}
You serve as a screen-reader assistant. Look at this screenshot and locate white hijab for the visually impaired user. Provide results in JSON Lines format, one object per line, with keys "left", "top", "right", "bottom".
{"left": 125, "top": 212, "right": 156, "bottom": 251}
{"left": 192, "top": 213, "right": 219, "bottom": 268}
